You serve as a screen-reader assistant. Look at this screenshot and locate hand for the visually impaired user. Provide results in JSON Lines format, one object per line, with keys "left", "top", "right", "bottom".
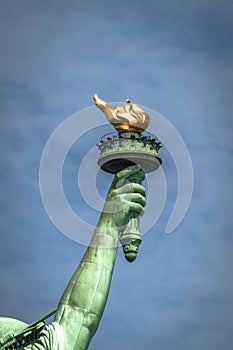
{"left": 100, "top": 165, "right": 146, "bottom": 232}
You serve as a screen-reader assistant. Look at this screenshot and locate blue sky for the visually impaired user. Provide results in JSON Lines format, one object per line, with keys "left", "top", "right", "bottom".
{"left": 0, "top": 1, "right": 233, "bottom": 349}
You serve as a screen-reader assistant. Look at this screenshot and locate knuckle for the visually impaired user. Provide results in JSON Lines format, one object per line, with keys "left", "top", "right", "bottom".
{"left": 131, "top": 183, "right": 145, "bottom": 194}
{"left": 110, "top": 189, "right": 118, "bottom": 198}
{"left": 125, "top": 183, "right": 134, "bottom": 192}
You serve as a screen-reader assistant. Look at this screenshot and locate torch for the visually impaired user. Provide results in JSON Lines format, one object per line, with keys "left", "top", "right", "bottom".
{"left": 94, "top": 94, "right": 162, "bottom": 262}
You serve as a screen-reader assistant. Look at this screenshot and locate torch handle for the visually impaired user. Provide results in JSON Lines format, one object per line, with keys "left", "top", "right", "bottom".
{"left": 128, "top": 171, "right": 143, "bottom": 227}
{"left": 124, "top": 173, "right": 142, "bottom": 237}
{"left": 123, "top": 214, "right": 141, "bottom": 238}
{"left": 119, "top": 169, "right": 145, "bottom": 262}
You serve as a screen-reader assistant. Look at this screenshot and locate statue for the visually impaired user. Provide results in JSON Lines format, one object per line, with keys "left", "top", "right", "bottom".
{"left": 0, "top": 165, "right": 146, "bottom": 350}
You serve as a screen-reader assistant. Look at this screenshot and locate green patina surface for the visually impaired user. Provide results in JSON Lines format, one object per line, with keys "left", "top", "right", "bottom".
{"left": 0, "top": 166, "right": 146, "bottom": 350}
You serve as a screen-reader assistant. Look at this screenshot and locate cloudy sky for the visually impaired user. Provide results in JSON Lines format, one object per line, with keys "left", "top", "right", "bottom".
{"left": 0, "top": 1, "right": 233, "bottom": 349}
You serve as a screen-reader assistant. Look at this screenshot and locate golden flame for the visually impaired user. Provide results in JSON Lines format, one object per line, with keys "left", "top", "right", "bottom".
{"left": 93, "top": 94, "right": 150, "bottom": 131}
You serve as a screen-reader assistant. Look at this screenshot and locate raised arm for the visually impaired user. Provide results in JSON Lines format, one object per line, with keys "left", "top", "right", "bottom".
{"left": 54, "top": 165, "right": 146, "bottom": 350}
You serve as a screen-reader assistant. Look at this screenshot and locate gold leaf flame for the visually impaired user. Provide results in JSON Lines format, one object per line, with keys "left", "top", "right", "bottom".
{"left": 93, "top": 94, "right": 150, "bottom": 131}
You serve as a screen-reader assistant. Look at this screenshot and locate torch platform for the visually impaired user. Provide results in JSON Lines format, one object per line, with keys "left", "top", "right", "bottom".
{"left": 97, "top": 131, "right": 162, "bottom": 174}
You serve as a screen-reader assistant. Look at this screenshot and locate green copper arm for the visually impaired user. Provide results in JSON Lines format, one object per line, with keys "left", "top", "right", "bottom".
{"left": 54, "top": 165, "right": 146, "bottom": 350}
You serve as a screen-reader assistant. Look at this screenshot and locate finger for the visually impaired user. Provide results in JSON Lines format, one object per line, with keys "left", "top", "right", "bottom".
{"left": 115, "top": 170, "right": 145, "bottom": 189}
{"left": 114, "top": 183, "right": 146, "bottom": 197}
{"left": 127, "top": 202, "right": 145, "bottom": 216}
{"left": 121, "top": 193, "right": 146, "bottom": 207}
{"left": 130, "top": 183, "right": 146, "bottom": 196}
{"left": 116, "top": 165, "right": 142, "bottom": 181}
{"left": 111, "top": 165, "right": 145, "bottom": 190}
{"left": 127, "top": 169, "right": 145, "bottom": 184}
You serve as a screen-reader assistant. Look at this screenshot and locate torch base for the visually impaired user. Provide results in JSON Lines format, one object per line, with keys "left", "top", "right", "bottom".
{"left": 98, "top": 153, "right": 161, "bottom": 174}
